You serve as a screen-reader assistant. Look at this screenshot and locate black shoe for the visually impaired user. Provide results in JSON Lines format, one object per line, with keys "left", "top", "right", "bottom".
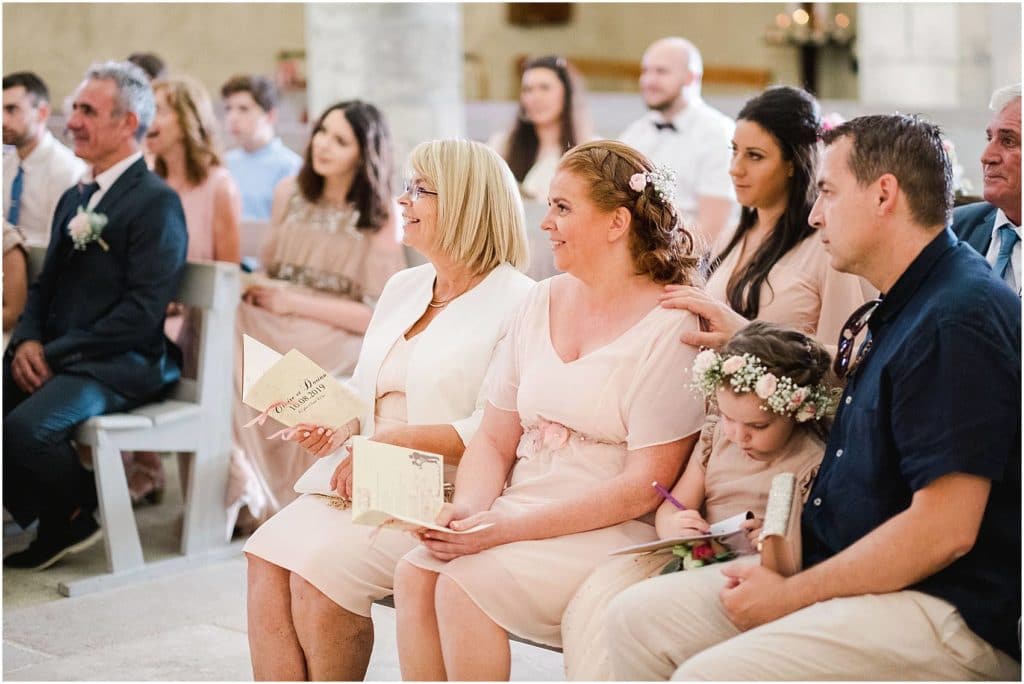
{"left": 3, "top": 514, "right": 101, "bottom": 571}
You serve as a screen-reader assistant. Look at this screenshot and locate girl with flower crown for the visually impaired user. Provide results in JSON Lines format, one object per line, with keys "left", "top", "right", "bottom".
{"left": 562, "top": 321, "right": 836, "bottom": 680}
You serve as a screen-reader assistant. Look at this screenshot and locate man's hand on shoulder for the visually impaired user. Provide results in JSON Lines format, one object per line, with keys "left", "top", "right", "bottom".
{"left": 11, "top": 340, "right": 52, "bottom": 393}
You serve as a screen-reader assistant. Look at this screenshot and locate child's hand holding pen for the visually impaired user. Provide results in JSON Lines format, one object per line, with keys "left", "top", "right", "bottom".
{"left": 651, "top": 481, "right": 710, "bottom": 537}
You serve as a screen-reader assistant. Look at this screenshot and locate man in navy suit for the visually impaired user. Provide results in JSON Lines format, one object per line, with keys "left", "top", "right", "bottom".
{"left": 3, "top": 62, "right": 188, "bottom": 570}
{"left": 952, "top": 84, "right": 1021, "bottom": 293}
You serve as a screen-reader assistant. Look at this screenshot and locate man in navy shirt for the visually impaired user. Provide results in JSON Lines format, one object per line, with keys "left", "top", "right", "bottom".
{"left": 606, "top": 114, "right": 1020, "bottom": 680}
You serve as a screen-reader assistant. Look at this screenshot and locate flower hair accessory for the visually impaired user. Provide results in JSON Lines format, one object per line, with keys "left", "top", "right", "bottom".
{"left": 691, "top": 349, "right": 837, "bottom": 423}
{"left": 67, "top": 207, "right": 109, "bottom": 252}
{"left": 629, "top": 164, "right": 677, "bottom": 206}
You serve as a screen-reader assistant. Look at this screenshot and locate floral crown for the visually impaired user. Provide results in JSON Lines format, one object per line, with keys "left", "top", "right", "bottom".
{"left": 629, "top": 165, "right": 677, "bottom": 207}
{"left": 691, "top": 349, "right": 837, "bottom": 423}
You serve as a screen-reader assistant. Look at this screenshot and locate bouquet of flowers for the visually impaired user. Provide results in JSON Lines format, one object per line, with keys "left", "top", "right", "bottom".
{"left": 660, "top": 538, "right": 738, "bottom": 574}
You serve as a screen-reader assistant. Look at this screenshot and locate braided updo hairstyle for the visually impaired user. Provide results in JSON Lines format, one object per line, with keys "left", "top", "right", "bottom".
{"left": 558, "top": 140, "right": 700, "bottom": 286}
{"left": 721, "top": 321, "right": 837, "bottom": 436}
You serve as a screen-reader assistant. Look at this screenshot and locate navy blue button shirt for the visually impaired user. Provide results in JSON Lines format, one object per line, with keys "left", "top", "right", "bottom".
{"left": 803, "top": 228, "right": 1021, "bottom": 660}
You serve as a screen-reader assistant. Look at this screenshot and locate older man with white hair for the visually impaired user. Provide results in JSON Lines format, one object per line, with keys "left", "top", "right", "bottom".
{"left": 952, "top": 83, "right": 1022, "bottom": 294}
{"left": 619, "top": 37, "right": 736, "bottom": 247}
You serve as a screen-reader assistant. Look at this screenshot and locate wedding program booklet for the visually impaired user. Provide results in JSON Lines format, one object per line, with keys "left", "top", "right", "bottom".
{"left": 608, "top": 510, "right": 756, "bottom": 556}
{"left": 350, "top": 438, "right": 492, "bottom": 535}
{"left": 241, "top": 334, "right": 368, "bottom": 432}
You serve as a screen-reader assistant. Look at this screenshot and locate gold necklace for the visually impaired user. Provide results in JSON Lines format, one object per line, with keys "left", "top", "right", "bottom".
{"left": 428, "top": 278, "right": 474, "bottom": 309}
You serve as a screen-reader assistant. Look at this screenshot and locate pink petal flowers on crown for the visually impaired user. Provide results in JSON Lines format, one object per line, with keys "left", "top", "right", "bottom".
{"left": 754, "top": 373, "right": 778, "bottom": 400}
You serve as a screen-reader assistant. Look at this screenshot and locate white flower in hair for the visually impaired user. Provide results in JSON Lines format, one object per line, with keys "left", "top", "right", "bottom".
{"left": 692, "top": 349, "right": 718, "bottom": 375}
{"left": 628, "top": 165, "right": 678, "bottom": 206}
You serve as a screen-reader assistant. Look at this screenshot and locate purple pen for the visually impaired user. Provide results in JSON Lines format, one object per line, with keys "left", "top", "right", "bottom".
{"left": 652, "top": 481, "right": 686, "bottom": 511}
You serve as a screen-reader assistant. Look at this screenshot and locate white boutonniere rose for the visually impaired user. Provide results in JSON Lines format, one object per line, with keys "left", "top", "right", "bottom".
{"left": 68, "top": 207, "right": 109, "bottom": 251}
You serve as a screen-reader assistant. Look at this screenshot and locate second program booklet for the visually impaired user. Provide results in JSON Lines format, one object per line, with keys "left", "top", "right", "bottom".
{"left": 351, "top": 438, "right": 491, "bottom": 535}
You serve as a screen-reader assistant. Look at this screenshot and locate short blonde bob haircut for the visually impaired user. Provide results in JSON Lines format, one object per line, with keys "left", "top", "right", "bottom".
{"left": 408, "top": 139, "right": 529, "bottom": 275}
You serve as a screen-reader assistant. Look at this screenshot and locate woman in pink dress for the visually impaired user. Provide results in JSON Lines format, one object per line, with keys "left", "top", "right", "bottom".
{"left": 659, "top": 86, "right": 873, "bottom": 351}
{"left": 392, "top": 140, "right": 707, "bottom": 680}
{"left": 227, "top": 100, "right": 407, "bottom": 532}
{"left": 125, "top": 75, "right": 242, "bottom": 503}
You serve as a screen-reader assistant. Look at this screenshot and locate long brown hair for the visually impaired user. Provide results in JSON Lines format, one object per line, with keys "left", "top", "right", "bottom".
{"left": 708, "top": 86, "right": 820, "bottom": 319}
{"left": 152, "top": 76, "right": 222, "bottom": 186}
{"left": 504, "top": 56, "right": 587, "bottom": 183}
{"left": 295, "top": 100, "right": 393, "bottom": 231}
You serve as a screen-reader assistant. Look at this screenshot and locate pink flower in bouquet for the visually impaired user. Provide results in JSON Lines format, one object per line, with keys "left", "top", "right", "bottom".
{"left": 754, "top": 373, "right": 778, "bottom": 399}
{"left": 721, "top": 355, "right": 745, "bottom": 374}
{"left": 691, "top": 542, "right": 715, "bottom": 561}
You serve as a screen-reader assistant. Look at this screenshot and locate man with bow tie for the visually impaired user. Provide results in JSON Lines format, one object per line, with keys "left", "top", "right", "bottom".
{"left": 619, "top": 36, "right": 737, "bottom": 248}
{"left": 3, "top": 61, "right": 187, "bottom": 571}
{"left": 952, "top": 84, "right": 1022, "bottom": 296}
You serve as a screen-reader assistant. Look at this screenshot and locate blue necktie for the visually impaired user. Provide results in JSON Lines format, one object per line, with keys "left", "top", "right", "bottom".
{"left": 7, "top": 165, "right": 24, "bottom": 226}
{"left": 77, "top": 180, "right": 100, "bottom": 208}
{"left": 994, "top": 224, "right": 1019, "bottom": 280}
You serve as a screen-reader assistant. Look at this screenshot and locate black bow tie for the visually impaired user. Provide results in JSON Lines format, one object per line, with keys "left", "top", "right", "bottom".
{"left": 653, "top": 121, "right": 677, "bottom": 132}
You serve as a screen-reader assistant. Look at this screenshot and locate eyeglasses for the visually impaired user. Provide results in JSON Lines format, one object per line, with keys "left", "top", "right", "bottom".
{"left": 833, "top": 298, "right": 882, "bottom": 379}
{"left": 403, "top": 181, "right": 438, "bottom": 202}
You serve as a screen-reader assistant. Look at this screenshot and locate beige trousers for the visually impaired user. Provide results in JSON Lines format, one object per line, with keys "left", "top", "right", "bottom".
{"left": 606, "top": 559, "right": 1020, "bottom": 681}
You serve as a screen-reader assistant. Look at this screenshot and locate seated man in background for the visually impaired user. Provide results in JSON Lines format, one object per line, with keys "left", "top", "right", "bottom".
{"left": 3, "top": 61, "right": 187, "bottom": 570}
{"left": 952, "top": 83, "right": 1021, "bottom": 295}
{"left": 221, "top": 74, "right": 301, "bottom": 221}
{"left": 3, "top": 71, "right": 87, "bottom": 247}
{"left": 607, "top": 114, "right": 1020, "bottom": 680}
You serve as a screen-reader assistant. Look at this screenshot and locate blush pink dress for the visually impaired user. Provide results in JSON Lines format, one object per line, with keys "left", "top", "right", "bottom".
{"left": 706, "top": 230, "right": 875, "bottom": 347}
{"left": 227, "top": 192, "right": 406, "bottom": 531}
{"left": 562, "top": 416, "right": 826, "bottom": 680}
{"left": 401, "top": 277, "right": 707, "bottom": 648}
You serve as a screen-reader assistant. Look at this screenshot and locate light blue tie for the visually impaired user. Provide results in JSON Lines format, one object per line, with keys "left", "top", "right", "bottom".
{"left": 994, "top": 224, "right": 1019, "bottom": 280}
{"left": 7, "top": 165, "right": 23, "bottom": 226}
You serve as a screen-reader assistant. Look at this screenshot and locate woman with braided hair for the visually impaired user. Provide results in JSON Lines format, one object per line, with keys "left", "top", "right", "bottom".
{"left": 392, "top": 140, "right": 707, "bottom": 680}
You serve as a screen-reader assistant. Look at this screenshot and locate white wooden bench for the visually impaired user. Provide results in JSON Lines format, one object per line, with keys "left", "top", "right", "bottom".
{"left": 26, "top": 247, "right": 241, "bottom": 596}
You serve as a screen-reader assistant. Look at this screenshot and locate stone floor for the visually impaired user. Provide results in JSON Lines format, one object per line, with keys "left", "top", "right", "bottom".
{"left": 2, "top": 458, "right": 565, "bottom": 681}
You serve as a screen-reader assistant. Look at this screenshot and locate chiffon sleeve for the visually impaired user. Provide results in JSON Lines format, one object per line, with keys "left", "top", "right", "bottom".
{"left": 622, "top": 312, "right": 707, "bottom": 450}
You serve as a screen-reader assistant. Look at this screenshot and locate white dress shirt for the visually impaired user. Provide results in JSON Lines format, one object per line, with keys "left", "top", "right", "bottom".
{"left": 984, "top": 208, "right": 1021, "bottom": 293}
{"left": 80, "top": 151, "right": 144, "bottom": 210}
{"left": 619, "top": 98, "right": 737, "bottom": 226}
{"left": 3, "top": 131, "right": 87, "bottom": 246}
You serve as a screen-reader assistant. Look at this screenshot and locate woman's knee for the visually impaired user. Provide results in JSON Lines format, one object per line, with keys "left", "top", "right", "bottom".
{"left": 246, "top": 553, "right": 288, "bottom": 592}
{"left": 394, "top": 560, "right": 438, "bottom": 601}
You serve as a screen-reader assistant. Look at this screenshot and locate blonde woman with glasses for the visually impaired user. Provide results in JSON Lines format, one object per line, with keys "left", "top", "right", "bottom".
{"left": 243, "top": 139, "right": 534, "bottom": 681}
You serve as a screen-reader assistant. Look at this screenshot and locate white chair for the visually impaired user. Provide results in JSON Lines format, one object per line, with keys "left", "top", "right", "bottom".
{"left": 25, "top": 248, "right": 241, "bottom": 596}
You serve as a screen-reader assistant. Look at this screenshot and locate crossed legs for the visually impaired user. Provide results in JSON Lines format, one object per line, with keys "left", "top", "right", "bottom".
{"left": 394, "top": 559, "right": 511, "bottom": 681}
{"left": 246, "top": 553, "right": 374, "bottom": 681}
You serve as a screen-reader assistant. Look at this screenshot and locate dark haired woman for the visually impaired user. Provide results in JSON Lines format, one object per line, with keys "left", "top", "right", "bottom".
{"left": 393, "top": 140, "right": 706, "bottom": 679}
{"left": 488, "top": 55, "right": 594, "bottom": 200}
{"left": 660, "top": 86, "right": 872, "bottom": 349}
{"left": 227, "top": 100, "right": 406, "bottom": 531}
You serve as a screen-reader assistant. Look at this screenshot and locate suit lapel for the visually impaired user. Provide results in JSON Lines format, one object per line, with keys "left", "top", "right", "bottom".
{"left": 93, "top": 158, "right": 148, "bottom": 217}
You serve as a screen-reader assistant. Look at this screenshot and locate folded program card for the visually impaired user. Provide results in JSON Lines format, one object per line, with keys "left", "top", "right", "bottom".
{"left": 350, "top": 437, "right": 492, "bottom": 535}
{"left": 241, "top": 334, "right": 368, "bottom": 432}
{"left": 608, "top": 510, "right": 756, "bottom": 556}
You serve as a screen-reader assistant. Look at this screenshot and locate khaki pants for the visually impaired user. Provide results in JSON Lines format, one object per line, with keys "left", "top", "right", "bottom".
{"left": 606, "top": 559, "right": 1020, "bottom": 681}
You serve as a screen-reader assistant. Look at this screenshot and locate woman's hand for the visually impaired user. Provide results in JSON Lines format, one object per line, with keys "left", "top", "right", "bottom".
{"left": 659, "top": 285, "right": 749, "bottom": 350}
{"left": 740, "top": 515, "right": 763, "bottom": 547}
{"left": 328, "top": 445, "right": 355, "bottom": 499}
{"left": 244, "top": 285, "right": 294, "bottom": 315}
{"left": 289, "top": 425, "right": 349, "bottom": 458}
{"left": 416, "top": 504, "right": 516, "bottom": 561}
{"left": 660, "top": 509, "right": 712, "bottom": 538}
